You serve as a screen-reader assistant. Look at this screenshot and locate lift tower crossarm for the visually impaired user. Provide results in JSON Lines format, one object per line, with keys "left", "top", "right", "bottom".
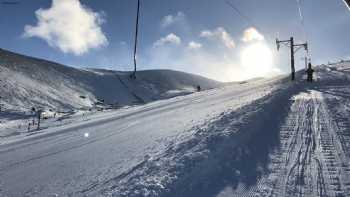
{"left": 276, "top": 37, "right": 308, "bottom": 81}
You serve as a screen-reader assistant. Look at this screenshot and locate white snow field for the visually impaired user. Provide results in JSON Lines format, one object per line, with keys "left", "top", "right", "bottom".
{"left": 1, "top": 55, "right": 350, "bottom": 196}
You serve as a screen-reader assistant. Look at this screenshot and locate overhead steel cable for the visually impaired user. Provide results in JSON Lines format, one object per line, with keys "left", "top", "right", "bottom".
{"left": 226, "top": 1, "right": 257, "bottom": 28}
{"left": 343, "top": 0, "right": 350, "bottom": 10}
{"left": 296, "top": 0, "right": 308, "bottom": 41}
{"left": 295, "top": 0, "right": 311, "bottom": 60}
{"left": 225, "top": 0, "right": 265, "bottom": 35}
{"left": 225, "top": 0, "right": 273, "bottom": 41}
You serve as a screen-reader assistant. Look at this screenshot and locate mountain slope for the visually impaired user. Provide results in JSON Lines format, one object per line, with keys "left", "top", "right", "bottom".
{"left": 2, "top": 48, "right": 350, "bottom": 196}
{"left": 83, "top": 63, "right": 350, "bottom": 197}
{"left": 0, "top": 70, "right": 282, "bottom": 196}
{"left": 0, "top": 48, "right": 221, "bottom": 111}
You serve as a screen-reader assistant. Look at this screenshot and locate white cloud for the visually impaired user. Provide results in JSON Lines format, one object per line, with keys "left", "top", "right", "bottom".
{"left": 200, "top": 30, "right": 214, "bottom": 38}
{"left": 200, "top": 27, "right": 235, "bottom": 49}
{"left": 161, "top": 12, "right": 185, "bottom": 28}
{"left": 23, "top": 0, "right": 108, "bottom": 55}
{"left": 153, "top": 33, "right": 182, "bottom": 47}
{"left": 188, "top": 41, "right": 202, "bottom": 49}
{"left": 242, "top": 27, "right": 265, "bottom": 43}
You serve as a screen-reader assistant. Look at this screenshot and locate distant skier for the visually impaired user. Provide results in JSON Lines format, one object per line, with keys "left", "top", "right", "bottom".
{"left": 306, "top": 62, "right": 314, "bottom": 82}
{"left": 196, "top": 85, "right": 201, "bottom": 92}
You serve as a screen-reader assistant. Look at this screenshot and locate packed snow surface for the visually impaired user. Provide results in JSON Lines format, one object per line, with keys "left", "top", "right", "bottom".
{"left": 1, "top": 58, "right": 350, "bottom": 196}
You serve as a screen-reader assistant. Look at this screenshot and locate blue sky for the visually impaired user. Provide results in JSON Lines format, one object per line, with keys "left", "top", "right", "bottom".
{"left": 0, "top": 0, "right": 349, "bottom": 81}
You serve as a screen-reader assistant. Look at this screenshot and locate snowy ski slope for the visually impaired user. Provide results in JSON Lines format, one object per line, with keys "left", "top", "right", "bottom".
{"left": 1, "top": 61, "right": 350, "bottom": 196}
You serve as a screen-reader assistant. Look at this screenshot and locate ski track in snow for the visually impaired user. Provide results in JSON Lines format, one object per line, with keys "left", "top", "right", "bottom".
{"left": 238, "top": 90, "right": 350, "bottom": 197}
{"left": 231, "top": 64, "right": 350, "bottom": 197}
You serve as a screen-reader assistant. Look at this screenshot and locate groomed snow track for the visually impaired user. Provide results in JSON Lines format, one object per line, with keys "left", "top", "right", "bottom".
{"left": 241, "top": 90, "right": 350, "bottom": 197}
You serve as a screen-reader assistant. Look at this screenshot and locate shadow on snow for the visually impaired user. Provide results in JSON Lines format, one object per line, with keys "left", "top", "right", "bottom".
{"left": 160, "top": 85, "right": 302, "bottom": 197}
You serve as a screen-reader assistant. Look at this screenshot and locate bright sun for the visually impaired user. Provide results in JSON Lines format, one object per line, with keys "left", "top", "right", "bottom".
{"left": 241, "top": 43, "right": 274, "bottom": 78}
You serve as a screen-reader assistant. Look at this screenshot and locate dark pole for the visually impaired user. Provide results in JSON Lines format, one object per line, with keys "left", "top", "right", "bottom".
{"left": 276, "top": 37, "right": 307, "bottom": 81}
{"left": 132, "top": 0, "right": 140, "bottom": 79}
{"left": 37, "top": 110, "right": 42, "bottom": 130}
{"left": 290, "top": 37, "right": 295, "bottom": 81}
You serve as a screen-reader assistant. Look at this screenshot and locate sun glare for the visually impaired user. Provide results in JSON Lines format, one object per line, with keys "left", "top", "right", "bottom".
{"left": 241, "top": 43, "right": 274, "bottom": 78}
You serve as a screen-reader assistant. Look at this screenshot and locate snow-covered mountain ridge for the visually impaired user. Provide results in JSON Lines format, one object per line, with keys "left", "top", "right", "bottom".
{"left": 0, "top": 48, "right": 221, "bottom": 111}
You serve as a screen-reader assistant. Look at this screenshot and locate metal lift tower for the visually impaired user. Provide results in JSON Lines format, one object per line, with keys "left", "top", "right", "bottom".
{"left": 276, "top": 37, "right": 308, "bottom": 81}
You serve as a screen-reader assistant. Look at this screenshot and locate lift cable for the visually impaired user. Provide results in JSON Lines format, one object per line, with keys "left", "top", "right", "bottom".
{"left": 295, "top": 0, "right": 311, "bottom": 62}
{"left": 225, "top": 1, "right": 257, "bottom": 28}
{"left": 343, "top": 0, "right": 350, "bottom": 10}
{"left": 225, "top": 0, "right": 310, "bottom": 79}
{"left": 225, "top": 0, "right": 268, "bottom": 37}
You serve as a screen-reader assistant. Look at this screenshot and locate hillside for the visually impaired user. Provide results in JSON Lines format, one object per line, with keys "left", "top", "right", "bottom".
{"left": 3, "top": 47, "right": 350, "bottom": 196}
{"left": 2, "top": 61, "right": 350, "bottom": 196}
{"left": 0, "top": 48, "right": 222, "bottom": 112}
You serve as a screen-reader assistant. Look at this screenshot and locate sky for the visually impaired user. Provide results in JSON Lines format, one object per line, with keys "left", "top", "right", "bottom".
{"left": 0, "top": 0, "right": 349, "bottom": 82}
